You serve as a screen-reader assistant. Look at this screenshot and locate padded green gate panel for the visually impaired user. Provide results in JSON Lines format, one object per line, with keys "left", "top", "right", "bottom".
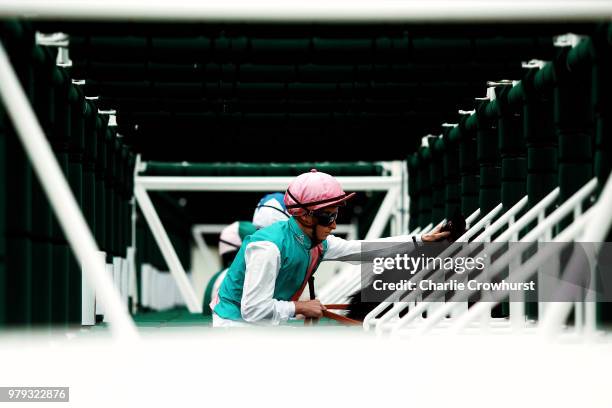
{"left": 30, "top": 177, "right": 53, "bottom": 326}
{"left": 596, "top": 29, "right": 612, "bottom": 330}
{"left": 554, "top": 51, "right": 594, "bottom": 209}
{"left": 592, "top": 52, "right": 612, "bottom": 186}
{"left": 50, "top": 152, "right": 70, "bottom": 325}
{"left": 407, "top": 154, "right": 420, "bottom": 231}
{"left": 497, "top": 85, "right": 527, "bottom": 209}
{"left": 105, "top": 128, "right": 116, "bottom": 256}
{"left": 29, "top": 46, "right": 59, "bottom": 326}
{"left": 501, "top": 158, "right": 527, "bottom": 211}
{"left": 0, "top": 107, "right": 6, "bottom": 326}
{"left": 112, "top": 139, "right": 124, "bottom": 257}
{"left": 558, "top": 163, "right": 593, "bottom": 199}
{"left": 83, "top": 100, "right": 97, "bottom": 239}
{"left": 95, "top": 116, "right": 107, "bottom": 252}
{"left": 430, "top": 138, "right": 445, "bottom": 224}
{"left": 67, "top": 161, "right": 83, "bottom": 324}
{"left": 442, "top": 132, "right": 460, "bottom": 220}
{"left": 456, "top": 123, "right": 479, "bottom": 217}
{"left": 476, "top": 102, "right": 501, "bottom": 214}
{"left": 6, "top": 132, "right": 33, "bottom": 326}
{"left": 119, "top": 147, "right": 134, "bottom": 257}
{"left": 527, "top": 147, "right": 557, "bottom": 172}
{"left": 417, "top": 147, "right": 432, "bottom": 227}
{"left": 2, "top": 22, "right": 36, "bottom": 325}
{"left": 135, "top": 216, "right": 145, "bottom": 309}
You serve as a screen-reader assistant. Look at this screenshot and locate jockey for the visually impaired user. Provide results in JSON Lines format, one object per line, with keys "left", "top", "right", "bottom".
{"left": 202, "top": 221, "right": 257, "bottom": 315}
{"left": 211, "top": 169, "right": 449, "bottom": 327}
{"left": 203, "top": 193, "right": 289, "bottom": 314}
{"left": 252, "top": 192, "right": 290, "bottom": 229}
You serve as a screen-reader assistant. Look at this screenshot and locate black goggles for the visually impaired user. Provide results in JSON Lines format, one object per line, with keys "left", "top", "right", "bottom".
{"left": 312, "top": 210, "right": 339, "bottom": 226}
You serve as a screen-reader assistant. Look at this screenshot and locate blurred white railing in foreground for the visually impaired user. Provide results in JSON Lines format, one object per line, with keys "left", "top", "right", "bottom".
{"left": 360, "top": 174, "right": 612, "bottom": 341}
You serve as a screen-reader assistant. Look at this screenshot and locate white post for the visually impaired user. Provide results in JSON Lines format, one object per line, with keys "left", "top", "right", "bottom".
{"left": 0, "top": 43, "right": 137, "bottom": 341}
{"left": 127, "top": 246, "right": 137, "bottom": 313}
{"left": 81, "top": 251, "right": 104, "bottom": 326}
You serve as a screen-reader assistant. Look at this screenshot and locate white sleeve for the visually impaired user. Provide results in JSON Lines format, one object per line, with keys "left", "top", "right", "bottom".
{"left": 323, "top": 234, "right": 423, "bottom": 260}
{"left": 240, "top": 241, "right": 296, "bottom": 325}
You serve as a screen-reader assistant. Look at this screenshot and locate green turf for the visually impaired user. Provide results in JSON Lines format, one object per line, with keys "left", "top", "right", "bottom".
{"left": 131, "top": 307, "right": 356, "bottom": 328}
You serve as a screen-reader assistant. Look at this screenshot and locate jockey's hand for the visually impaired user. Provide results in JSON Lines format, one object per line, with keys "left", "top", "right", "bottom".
{"left": 422, "top": 225, "right": 451, "bottom": 242}
{"left": 294, "top": 300, "right": 327, "bottom": 318}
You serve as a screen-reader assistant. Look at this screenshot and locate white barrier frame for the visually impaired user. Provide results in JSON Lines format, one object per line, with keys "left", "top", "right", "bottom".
{"left": 134, "top": 159, "right": 406, "bottom": 313}
{"left": 405, "top": 178, "right": 600, "bottom": 337}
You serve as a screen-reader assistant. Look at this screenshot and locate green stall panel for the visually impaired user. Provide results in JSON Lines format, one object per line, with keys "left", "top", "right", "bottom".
{"left": 29, "top": 46, "right": 58, "bottom": 326}
{"left": 501, "top": 157, "right": 527, "bottom": 206}
{"left": 417, "top": 147, "right": 432, "bottom": 227}
{"left": 442, "top": 132, "right": 460, "bottom": 220}
{"left": 3, "top": 22, "right": 35, "bottom": 325}
{"left": 455, "top": 122, "right": 479, "bottom": 217}
{"left": 522, "top": 71, "right": 554, "bottom": 322}
{"left": 67, "top": 161, "right": 83, "bottom": 324}
{"left": 592, "top": 36, "right": 612, "bottom": 186}
{"left": 105, "top": 128, "right": 116, "bottom": 256}
{"left": 30, "top": 177, "right": 53, "bottom": 326}
{"left": 95, "top": 115, "right": 107, "bottom": 252}
{"left": 553, "top": 48, "right": 594, "bottom": 211}
{"left": 6, "top": 133, "right": 33, "bottom": 325}
{"left": 430, "top": 138, "right": 445, "bottom": 225}
{"left": 135, "top": 216, "right": 146, "bottom": 310}
{"left": 497, "top": 85, "right": 527, "bottom": 210}
{"left": 0, "top": 107, "right": 6, "bottom": 326}
{"left": 50, "top": 152, "right": 71, "bottom": 325}
{"left": 407, "top": 154, "right": 420, "bottom": 232}
{"left": 113, "top": 139, "right": 125, "bottom": 257}
{"left": 82, "top": 100, "right": 97, "bottom": 239}
{"left": 476, "top": 105, "right": 501, "bottom": 214}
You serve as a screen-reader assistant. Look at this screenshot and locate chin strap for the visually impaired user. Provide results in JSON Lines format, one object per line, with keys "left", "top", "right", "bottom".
{"left": 295, "top": 216, "right": 322, "bottom": 249}
{"left": 309, "top": 224, "right": 322, "bottom": 248}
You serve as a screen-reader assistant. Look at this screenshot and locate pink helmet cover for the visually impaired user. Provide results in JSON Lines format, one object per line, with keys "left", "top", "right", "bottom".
{"left": 284, "top": 169, "right": 356, "bottom": 215}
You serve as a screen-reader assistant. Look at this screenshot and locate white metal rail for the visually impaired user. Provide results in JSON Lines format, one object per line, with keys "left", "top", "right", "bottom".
{"left": 135, "top": 176, "right": 401, "bottom": 192}
{"left": 1, "top": 0, "right": 611, "bottom": 22}
{"left": 395, "top": 192, "right": 558, "bottom": 336}
{"left": 392, "top": 178, "right": 600, "bottom": 338}
{"left": 448, "top": 204, "right": 598, "bottom": 336}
